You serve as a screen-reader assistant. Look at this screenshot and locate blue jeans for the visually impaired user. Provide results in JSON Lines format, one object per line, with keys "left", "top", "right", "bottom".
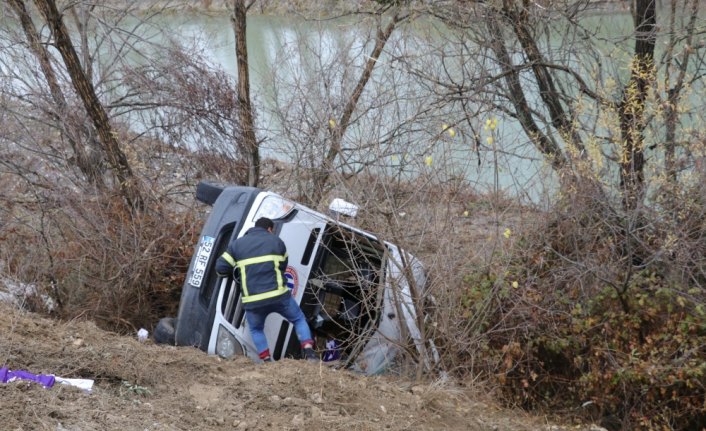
{"left": 245, "top": 295, "right": 313, "bottom": 358}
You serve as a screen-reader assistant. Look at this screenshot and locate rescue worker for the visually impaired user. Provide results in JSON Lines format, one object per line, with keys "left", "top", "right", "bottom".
{"left": 215, "top": 217, "right": 318, "bottom": 362}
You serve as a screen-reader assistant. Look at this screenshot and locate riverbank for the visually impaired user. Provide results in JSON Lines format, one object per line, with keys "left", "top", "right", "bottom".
{"left": 104, "top": 0, "right": 378, "bottom": 17}
{"left": 101, "top": 1, "right": 630, "bottom": 17}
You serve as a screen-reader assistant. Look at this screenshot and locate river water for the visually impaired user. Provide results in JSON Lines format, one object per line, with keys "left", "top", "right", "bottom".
{"left": 139, "top": 11, "right": 567, "bottom": 202}
{"left": 152, "top": 11, "right": 647, "bottom": 203}
{"left": 6, "top": 6, "right": 696, "bottom": 204}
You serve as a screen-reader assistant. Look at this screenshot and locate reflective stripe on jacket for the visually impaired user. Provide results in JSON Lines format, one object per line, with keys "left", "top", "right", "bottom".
{"left": 215, "top": 226, "right": 289, "bottom": 309}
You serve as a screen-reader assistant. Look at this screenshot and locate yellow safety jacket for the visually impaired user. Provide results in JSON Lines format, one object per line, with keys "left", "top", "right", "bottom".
{"left": 216, "top": 226, "right": 289, "bottom": 309}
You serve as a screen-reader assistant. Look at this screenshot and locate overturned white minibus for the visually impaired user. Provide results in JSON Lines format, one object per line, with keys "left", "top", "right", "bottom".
{"left": 157, "top": 182, "right": 433, "bottom": 375}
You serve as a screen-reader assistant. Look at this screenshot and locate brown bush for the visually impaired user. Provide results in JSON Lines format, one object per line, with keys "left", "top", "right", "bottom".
{"left": 450, "top": 179, "right": 706, "bottom": 430}
{"left": 0, "top": 183, "right": 201, "bottom": 334}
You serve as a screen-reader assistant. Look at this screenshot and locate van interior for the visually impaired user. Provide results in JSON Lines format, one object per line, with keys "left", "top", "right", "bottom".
{"left": 217, "top": 222, "right": 387, "bottom": 363}
{"left": 300, "top": 224, "right": 387, "bottom": 363}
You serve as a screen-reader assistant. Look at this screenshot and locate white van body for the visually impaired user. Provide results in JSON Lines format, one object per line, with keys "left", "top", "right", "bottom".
{"left": 170, "top": 182, "right": 430, "bottom": 375}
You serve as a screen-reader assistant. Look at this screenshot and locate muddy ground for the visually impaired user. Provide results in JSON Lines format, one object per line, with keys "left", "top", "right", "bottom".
{"left": 0, "top": 301, "right": 602, "bottom": 431}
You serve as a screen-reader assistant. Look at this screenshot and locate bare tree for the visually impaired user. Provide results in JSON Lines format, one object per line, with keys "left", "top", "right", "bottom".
{"left": 484, "top": 6, "right": 570, "bottom": 171}
{"left": 414, "top": 0, "right": 705, "bottom": 212}
{"left": 7, "top": 0, "right": 104, "bottom": 187}
{"left": 232, "top": 0, "right": 259, "bottom": 186}
{"left": 32, "top": 0, "right": 144, "bottom": 212}
{"left": 618, "top": 0, "right": 655, "bottom": 211}
{"left": 117, "top": 43, "right": 247, "bottom": 185}
{"left": 315, "top": 8, "right": 406, "bottom": 198}
{"left": 261, "top": 5, "right": 409, "bottom": 204}
{"left": 0, "top": 0, "right": 236, "bottom": 327}
{"left": 658, "top": 0, "right": 701, "bottom": 180}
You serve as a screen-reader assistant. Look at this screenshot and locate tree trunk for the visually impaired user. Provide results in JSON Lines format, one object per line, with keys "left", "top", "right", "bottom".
{"left": 485, "top": 9, "right": 567, "bottom": 171}
{"left": 9, "top": 0, "right": 104, "bottom": 187}
{"left": 69, "top": 3, "right": 93, "bottom": 84}
{"left": 663, "top": 0, "right": 698, "bottom": 180}
{"left": 502, "top": 0, "right": 585, "bottom": 158}
{"left": 312, "top": 12, "right": 402, "bottom": 198}
{"left": 33, "top": 0, "right": 143, "bottom": 212}
{"left": 232, "top": 0, "right": 259, "bottom": 187}
{"left": 618, "top": 0, "right": 656, "bottom": 211}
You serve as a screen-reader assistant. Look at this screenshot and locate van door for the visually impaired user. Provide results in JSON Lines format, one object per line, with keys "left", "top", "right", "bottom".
{"left": 206, "top": 206, "right": 326, "bottom": 360}
{"left": 264, "top": 210, "right": 326, "bottom": 359}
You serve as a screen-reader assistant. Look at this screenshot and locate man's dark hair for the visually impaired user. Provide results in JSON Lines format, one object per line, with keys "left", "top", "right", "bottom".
{"left": 255, "top": 217, "right": 274, "bottom": 230}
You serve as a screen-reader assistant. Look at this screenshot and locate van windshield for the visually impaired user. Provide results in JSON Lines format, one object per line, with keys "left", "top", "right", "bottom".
{"left": 253, "top": 195, "right": 295, "bottom": 221}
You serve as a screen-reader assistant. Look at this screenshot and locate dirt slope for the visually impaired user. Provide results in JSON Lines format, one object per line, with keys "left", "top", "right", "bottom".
{"left": 0, "top": 302, "right": 585, "bottom": 431}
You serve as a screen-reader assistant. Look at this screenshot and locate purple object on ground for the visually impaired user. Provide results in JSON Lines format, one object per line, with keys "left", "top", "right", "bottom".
{"left": 322, "top": 339, "right": 341, "bottom": 362}
{"left": 0, "top": 366, "right": 55, "bottom": 388}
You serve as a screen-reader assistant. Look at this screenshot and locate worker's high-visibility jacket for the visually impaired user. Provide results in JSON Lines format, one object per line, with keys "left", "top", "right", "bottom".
{"left": 215, "top": 226, "right": 289, "bottom": 310}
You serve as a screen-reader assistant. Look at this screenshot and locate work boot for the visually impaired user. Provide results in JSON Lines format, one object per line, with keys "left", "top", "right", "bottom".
{"left": 302, "top": 347, "right": 319, "bottom": 362}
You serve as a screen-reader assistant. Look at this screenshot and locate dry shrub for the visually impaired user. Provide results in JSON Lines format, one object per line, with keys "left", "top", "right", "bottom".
{"left": 0, "top": 10, "right": 250, "bottom": 334}
{"left": 324, "top": 173, "right": 529, "bottom": 382}
{"left": 0, "top": 182, "right": 202, "bottom": 335}
{"left": 57, "top": 196, "right": 201, "bottom": 332}
{"left": 190, "top": 148, "right": 249, "bottom": 185}
{"left": 273, "top": 168, "right": 513, "bottom": 379}
{"left": 361, "top": 179, "right": 532, "bottom": 384}
{"left": 456, "top": 177, "right": 706, "bottom": 430}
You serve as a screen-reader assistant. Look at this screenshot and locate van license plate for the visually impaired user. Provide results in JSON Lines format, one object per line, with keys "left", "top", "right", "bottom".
{"left": 188, "top": 235, "right": 215, "bottom": 288}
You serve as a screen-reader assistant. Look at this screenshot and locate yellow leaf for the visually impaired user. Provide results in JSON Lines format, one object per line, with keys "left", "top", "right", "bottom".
{"left": 442, "top": 123, "right": 456, "bottom": 138}
{"left": 503, "top": 228, "right": 511, "bottom": 239}
{"left": 425, "top": 156, "right": 433, "bottom": 167}
{"left": 328, "top": 119, "right": 336, "bottom": 128}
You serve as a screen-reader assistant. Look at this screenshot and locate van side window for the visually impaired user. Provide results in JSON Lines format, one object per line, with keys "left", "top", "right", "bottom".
{"left": 300, "top": 228, "right": 320, "bottom": 266}
{"left": 199, "top": 222, "right": 236, "bottom": 307}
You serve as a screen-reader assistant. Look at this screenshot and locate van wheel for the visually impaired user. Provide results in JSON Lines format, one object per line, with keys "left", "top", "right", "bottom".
{"left": 196, "top": 181, "right": 226, "bottom": 206}
{"left": 154, "top": 317, "right": 176, "bottom": 345}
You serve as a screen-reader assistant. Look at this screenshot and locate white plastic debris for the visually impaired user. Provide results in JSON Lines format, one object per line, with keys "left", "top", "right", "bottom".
{"left": 137, "top": 328, "right": 149, "bottom": 342}
{"left": 328, "top": 198, "right": 359, "bottom": 218}
{"left": 55, "top": 377, "right": 94, "bottom": 393}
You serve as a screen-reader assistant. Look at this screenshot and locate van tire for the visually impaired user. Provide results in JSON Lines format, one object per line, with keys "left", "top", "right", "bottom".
{"left": 154, "top": 317, "right": 177, "bottom": 345}
{"left": 196, "top": 181, "right": 226, "bottom": 206}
